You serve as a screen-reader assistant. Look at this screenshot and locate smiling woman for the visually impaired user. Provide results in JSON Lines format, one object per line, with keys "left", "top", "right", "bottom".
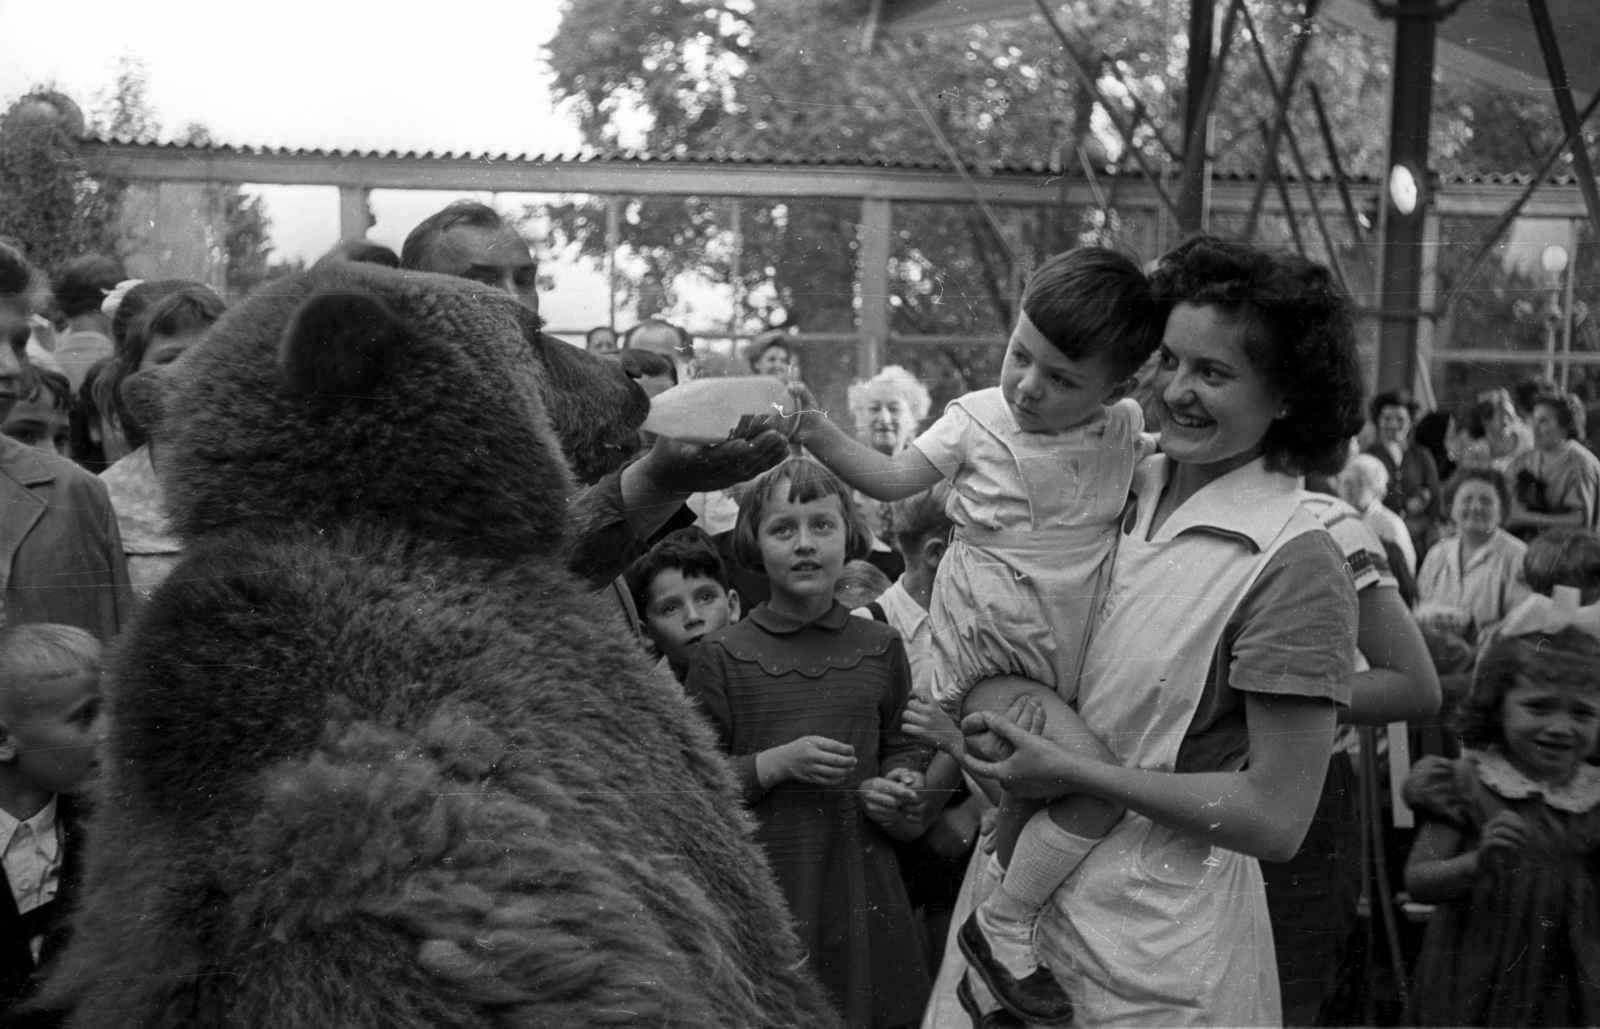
{"left": 958, "top": 236, "right": 1366, "bottom": 1027}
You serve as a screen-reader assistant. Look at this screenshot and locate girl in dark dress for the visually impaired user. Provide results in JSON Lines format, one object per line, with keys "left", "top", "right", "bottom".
{"left": 685, "top": 457, "right": 932, "bottom": 1029}
{"left": 1404, "top": 601, "right": 1600, "bottom": 1027}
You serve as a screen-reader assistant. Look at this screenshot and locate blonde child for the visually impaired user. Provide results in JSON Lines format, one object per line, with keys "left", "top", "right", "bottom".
{"left": 0, "top": 623, "right": 104, "bottom": 1012}
{"left": 683, "top": 457, "right": 933, "bottom": 1029}
{"left": 1403, "top": 587, "right": 1600, "bottom": 1027}
{"left": 794, "top": 248, "right": 1163, "bottom": 1022}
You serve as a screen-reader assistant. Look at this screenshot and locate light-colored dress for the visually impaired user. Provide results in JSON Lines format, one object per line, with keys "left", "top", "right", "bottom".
{"left": 1415, "top": 528, "right": 1528, "bottom": 641}
{"left": 910, "top": 389, "right": 1141, "bottom": 712}
{"left": 99, "top": 445, "right": 182, "bottom": 602}
{"left": 1033, "top": 456, "right": 1349, "bottom": 1027}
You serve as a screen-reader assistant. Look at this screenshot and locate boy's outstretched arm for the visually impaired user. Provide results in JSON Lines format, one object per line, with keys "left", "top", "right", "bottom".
{"left": 792, "top": 394, "right": 944, "bottom": 502}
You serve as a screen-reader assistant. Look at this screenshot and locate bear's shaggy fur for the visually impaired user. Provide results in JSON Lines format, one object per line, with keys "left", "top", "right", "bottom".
{"left": 39, "top": 264, "right": 842, "bottom": 1028}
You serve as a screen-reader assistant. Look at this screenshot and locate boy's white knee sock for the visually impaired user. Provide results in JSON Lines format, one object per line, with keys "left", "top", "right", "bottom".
{"left": 975, "top": 810, "right": 1100, "bottom": 978}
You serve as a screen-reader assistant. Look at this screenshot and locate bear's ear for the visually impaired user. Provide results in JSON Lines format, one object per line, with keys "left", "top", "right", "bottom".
{"left": 277, "top": 289, "right": 414, "bottom": 400}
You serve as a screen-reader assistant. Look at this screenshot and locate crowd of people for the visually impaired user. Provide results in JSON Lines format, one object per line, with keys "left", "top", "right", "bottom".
{"left": 0, "top": 198, "right": 1597, "bottom": 1028}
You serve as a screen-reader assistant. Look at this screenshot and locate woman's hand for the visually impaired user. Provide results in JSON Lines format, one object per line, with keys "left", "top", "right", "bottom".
{"left": 956, "top": 710, "right": 1080, "bottom": 799}
{"left": 962, "top": 693, "right": 1047, "bottom": 763}
{"left": 762, "top": 736, "right": 856, "bottom": 787}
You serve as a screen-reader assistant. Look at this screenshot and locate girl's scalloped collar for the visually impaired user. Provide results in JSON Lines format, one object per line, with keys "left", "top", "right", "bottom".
{"left": 1469, "top": 749, "right": 1600, "bottom": 813}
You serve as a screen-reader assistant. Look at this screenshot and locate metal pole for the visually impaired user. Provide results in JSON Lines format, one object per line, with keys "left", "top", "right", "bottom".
{"left": 1240, "top": 3, "right": 1351, "bottom": 293}
{"left": 1260, "top": 120, "right": 1308, "bottom": 256}
{"left": 1526, "top": 0, "right": 1600, "bottom": 244}
{"left": 605, "top": 197, "right": 621, "bottom": 329}
{"left": 1178, "top": 0, "right": 1216, "bottom": 234}
{"left": 1374, "top": 0, "right": 1448, "bottom": 395}
{"left": 1241, "top": 0, "right": 1323, "bottom": 240}
{"left": 1031, "top": 0, "right": 1184, "bottom": 222}
{"left": 1308, "top": 84, "right": 1366, "bottom": 243}
{"left": 1562, "top": 219, "right": 1579, "bottom": 388}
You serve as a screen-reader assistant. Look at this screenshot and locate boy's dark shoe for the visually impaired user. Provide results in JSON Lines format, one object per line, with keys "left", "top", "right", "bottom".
{"left": 956, "top": 971, "right": 1027, "bottom": 1029}
{"left": 958, "top": 912, "right": 1075, "bottom": 1026}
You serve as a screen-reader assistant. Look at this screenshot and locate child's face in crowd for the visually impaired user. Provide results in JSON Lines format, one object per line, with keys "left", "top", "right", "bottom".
{"left": 753, "top": 345, "right": 792, "bottom": 379}
{"left": 999, "top": 321, "right": 1126, "bottom": 433}
{"left": 757, "top": 484, "right": 848, "bottom": 607}
{"left": 644, "top": 570, "right": 740, "bottom": 668}
{"left": 0, "top": 298, "right": 32, "bottom": 424}
{"left": 1, "top": 394, "right": 70, "bottom": 456}
{"left": 1499, "top": 674, "right": 1600, "bottom": 786}
{"left": 2, "top": 669, "right": 105, "bottom": 796}
{"left": 139, "top": 329, "right": 204, "bottom": 373}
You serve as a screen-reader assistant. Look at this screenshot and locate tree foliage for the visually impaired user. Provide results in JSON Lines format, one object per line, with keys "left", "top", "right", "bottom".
{"left": 0, "top": 91, "right": 124, "bottom": 279}
{"left": 547, "top": 0, "right": 1583, "bottom": 406}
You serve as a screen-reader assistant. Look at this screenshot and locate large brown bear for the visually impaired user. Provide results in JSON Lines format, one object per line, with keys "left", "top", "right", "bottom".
{"left": 37, "top": 263, "right": 842, "bottom": 1028}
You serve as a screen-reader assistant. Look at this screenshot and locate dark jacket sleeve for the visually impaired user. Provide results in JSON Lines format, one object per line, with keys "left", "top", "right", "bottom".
{"left": 562, "top": 466, "right": 696, "bottom": 591}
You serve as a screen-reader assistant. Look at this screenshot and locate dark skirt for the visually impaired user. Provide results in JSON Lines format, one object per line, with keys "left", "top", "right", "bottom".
{"left": 1262, "top": 752, "right": 1363, "bottom": 1026}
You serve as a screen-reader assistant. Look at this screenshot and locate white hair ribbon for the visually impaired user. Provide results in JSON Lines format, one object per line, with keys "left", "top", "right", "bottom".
{"left": 101, "top": 278, "right": 145, "bottom": 318}
{"left": 1497, "top": 585, "right": 1600, "bottom": 640}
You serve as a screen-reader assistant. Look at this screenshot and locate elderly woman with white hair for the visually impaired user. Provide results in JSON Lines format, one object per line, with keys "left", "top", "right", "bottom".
{"left": 846, "top": 366, "right": 933, "bottom": 579}
{"left": 848, "top": 365, "right": 932, "bottom": 457}
{"left": 1338, "top": 451, "right": 1418, "bottom": 576}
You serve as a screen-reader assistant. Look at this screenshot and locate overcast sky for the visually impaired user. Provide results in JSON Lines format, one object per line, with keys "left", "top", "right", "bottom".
{"left": 0, "top": 0, "right": 672, "bottom": 334}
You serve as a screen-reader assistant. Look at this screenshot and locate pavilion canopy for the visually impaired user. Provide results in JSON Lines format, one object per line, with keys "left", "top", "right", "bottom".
{"left": 872, "top": 0, "right": 1599, "bottom": 105}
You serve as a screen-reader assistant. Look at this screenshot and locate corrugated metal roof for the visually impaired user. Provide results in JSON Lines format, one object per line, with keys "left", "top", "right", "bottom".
{"left": 79, "top": 136, "right": 1589, "bottom": 187}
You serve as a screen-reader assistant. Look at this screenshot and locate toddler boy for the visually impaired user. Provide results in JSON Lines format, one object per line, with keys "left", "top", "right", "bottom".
{"left": 0, "top": 623, "right": 103, "bottom": 1012}
{"left": 626, "top": 527, "right": 741, "bottom": 683}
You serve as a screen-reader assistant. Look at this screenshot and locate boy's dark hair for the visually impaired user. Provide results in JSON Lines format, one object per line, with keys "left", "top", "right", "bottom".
{"left": 1531, "top": 390, "right": 1587, "bottom": 444}
{"left": 0, "top": 622, "right": 101, "bottom": 691}
{"left": 1369, "top": 388, "right": 1417, "bottom": 426}
{"left": 53, "top": 254, "right": 126, "bottom": 319}
{"left": 1443, "top": 467, "right": 1511, "bottom": 522}
{"left": 1149, "top": 235, "right": 1364, "bottom": 477}
{"left": 890, "top": 482, "right": 955, "bottom": 554}
{"left": 400, "top": 200, "right": 505, "bottom": 270}
{"left": 1459, "top": 627, "right": 1600, "bottom": 750}
{"left": 1021, "top": 247, "right": 1164, "bottom": 382}
{"left": 730, "top": 456, "right": 871, "bottom": 570}
{"left": 1523, "top": 529, "right": 1600, "bottom": 599}
{"left": 619, "top": 347, "right": 678, "bottom": 385}
{"left": 626, "top": 527, "right": 730, "bottom": 616}
{"left": 18, "top": 366, "right": 71, "bottom": 411}
{"left": 0, "top": 239, "right": 39, "bottom": 299}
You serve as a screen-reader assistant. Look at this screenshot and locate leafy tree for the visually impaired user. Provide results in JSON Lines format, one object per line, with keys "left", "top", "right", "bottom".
{"left": 546, "top": 0, "right": 1582, "bottom": 412}
{"left": 0, "top": 90, "right": 124, "bottom": 278}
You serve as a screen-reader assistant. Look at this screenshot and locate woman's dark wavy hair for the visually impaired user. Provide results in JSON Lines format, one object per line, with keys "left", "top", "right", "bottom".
{"left": 1458, "top": 627, "right": 1600, "bottom": 750}
{"left": 1149, "top": 236, "right": 1364, "bottom": 476}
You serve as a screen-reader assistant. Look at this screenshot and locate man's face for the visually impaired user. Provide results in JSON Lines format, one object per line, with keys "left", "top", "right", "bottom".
{"left": 427, "top": 224, "right": 540, "bottom": 316}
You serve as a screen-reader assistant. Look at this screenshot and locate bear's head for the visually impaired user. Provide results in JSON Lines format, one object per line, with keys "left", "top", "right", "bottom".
{"left": 156, "top": 262, "right": 649, "bottom": 559}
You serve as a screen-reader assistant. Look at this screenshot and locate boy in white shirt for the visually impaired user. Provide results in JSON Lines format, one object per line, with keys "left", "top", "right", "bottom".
{"left": 0, "top": 624, "right": 104, "bottom": 1013}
